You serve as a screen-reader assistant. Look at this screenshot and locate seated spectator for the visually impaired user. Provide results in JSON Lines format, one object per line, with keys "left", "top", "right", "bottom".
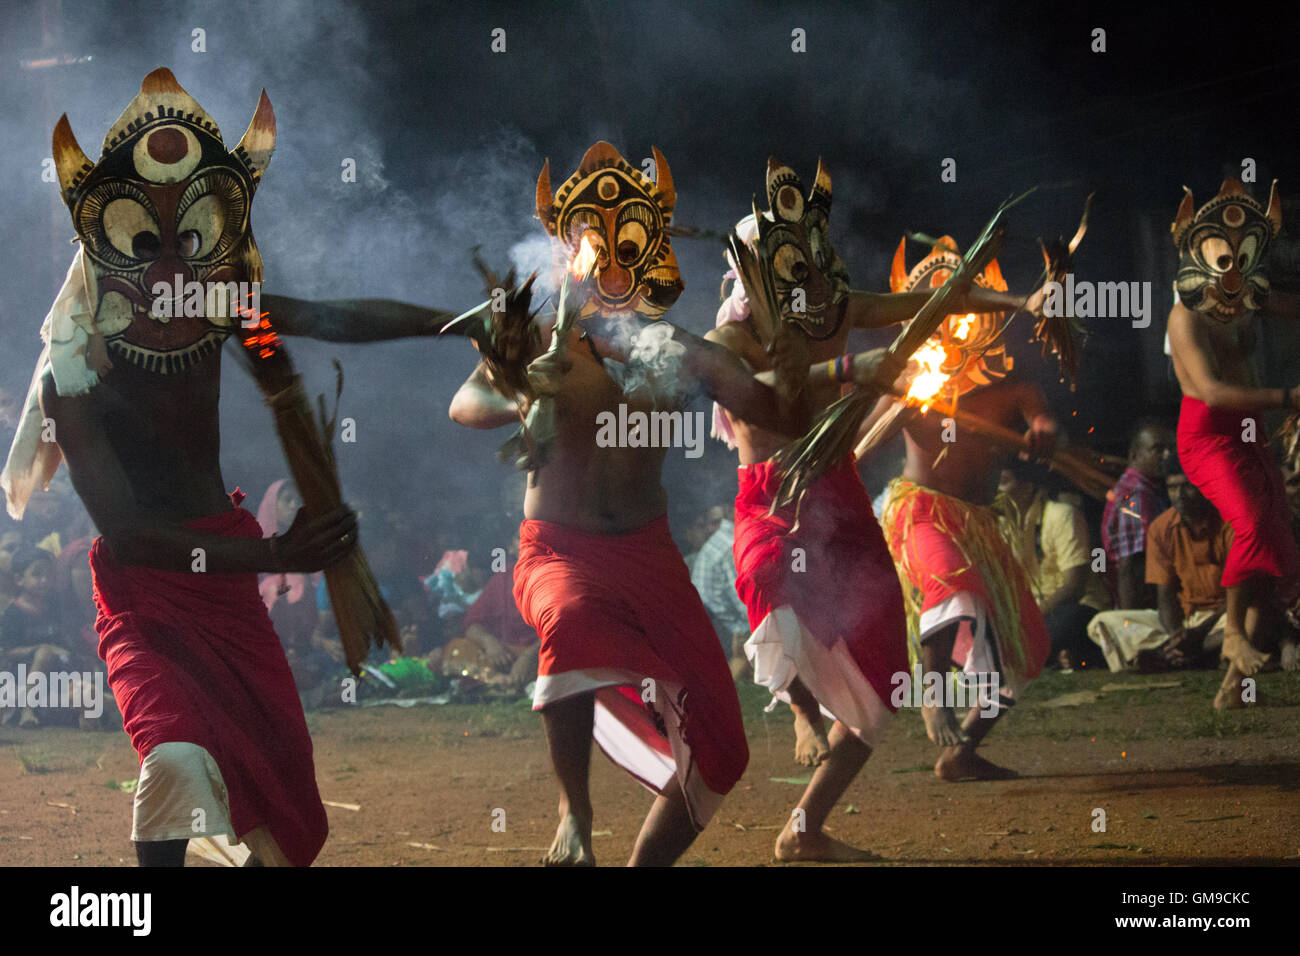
{"left": 1087, "top": 454, "right": 1232, "bottom": 671}
{"left": 689, "top": 506, "right": 751, "bottom": 678}
{"left": 256, "top": 480, "right": 330, "bottom": 692}
{"left": 996, "top": 462, "right": 1111, "bottom": 669}
{"left": 0, "top": 549, "right": 63, "bottom": 727}
{"left": 437, "top": 552, "right": 538, "bottom": 688}
{"left": 0, "top": 529, "right": 22, "bottom": 617}
{"left": 1101, "top": 421, "right": 1173, "bottom": 609}
{"left": 681, "top": 505, "right": 725, "bottom": 573}
{"left": 424, "top": 542, "right": 493, "bottom": 626}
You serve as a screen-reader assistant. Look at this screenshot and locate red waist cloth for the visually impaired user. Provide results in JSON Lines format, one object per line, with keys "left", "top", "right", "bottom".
{"left": 513, "top": 515, "right": 748, "bottom": 796}
{"left": 1177, "top": 396, "right": 1298, "bottom": 587}
{"left": 882, "top": 479, "right": 1049, "bottom": 683}
{"left": 733, "top": 456, "right": 908, "bottom": 708}
{"left": 92, "top": 507, "right": 326, "bottom": 866}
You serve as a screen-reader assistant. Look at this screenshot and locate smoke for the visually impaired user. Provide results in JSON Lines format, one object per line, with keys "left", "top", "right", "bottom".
{"left": 600, "top": 319, "right": 691, "bottom": 405}
{"left": 0, "top": 0, "right": 1292, "bottom": 548}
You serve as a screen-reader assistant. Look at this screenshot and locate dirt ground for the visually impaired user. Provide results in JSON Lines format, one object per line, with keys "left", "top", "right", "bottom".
{"left": 3, "top": 667, "right": 1298, "bottom": 867}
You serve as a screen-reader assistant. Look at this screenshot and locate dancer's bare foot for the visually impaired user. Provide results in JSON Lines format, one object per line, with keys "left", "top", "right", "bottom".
{"left": 793, "top": 712, "right": 830, "bottom": 766}
{"left": 1213, "top": 663, "right": 1250, "bottom": 710}
{"left": 935, "top": 746, "right": 1018, "bottom": 781}
{"left": 774, "top": 819, "right": 880, "bottom": 862}
{"left": 921, "top": 705, "right": 968, "bottom": 747}
{"left": 1223, "top": 629, "right": 1270, "bottom": 676}
{"left": 543, "top": 806, "right": 594, "bottom": 866}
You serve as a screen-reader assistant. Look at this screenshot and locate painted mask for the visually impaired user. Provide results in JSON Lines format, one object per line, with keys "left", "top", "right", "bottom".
{"left": 52, "top": 67, "right": 275, "bottom": 373}
{"left": 749, "top": 158, "right": 850, "bottom": 340}
{"left": 1171, "top": 178, "right": 1281, "bottom": 321}
{"left": 536, "top": 141, "right": 682, "bottom": 319}
{"left": 890, "top": 236, "right": 1013, "bottom": 401}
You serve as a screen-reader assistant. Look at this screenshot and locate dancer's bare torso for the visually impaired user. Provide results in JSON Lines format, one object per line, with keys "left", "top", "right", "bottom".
{"left": 524, "top": 326, "right": 669, "bottom": 533}
{"left": 708, "top": 310, "right": 852, "bottom": 465}
{"left": 40, "top": 351, "right": 230, "bottom": 522}
{"left": 902, "top": 382, "right": 1049, "bottom": 505}
{"left": 1168, "top": 301, "right": 1258, "bottom": 400}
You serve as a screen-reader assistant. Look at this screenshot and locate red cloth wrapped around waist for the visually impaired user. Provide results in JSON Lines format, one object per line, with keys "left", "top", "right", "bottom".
{"left": 733, "top": 456, "right": 907, "bottom": 695}
{"left": 1177, "top": 395, "right": 1298, "bottom": 586}
{"left": 92, "top": 506, "right": 326, "bottom": 866}
{"left": 513, "top": 515, "right": 747, "bottom": 794}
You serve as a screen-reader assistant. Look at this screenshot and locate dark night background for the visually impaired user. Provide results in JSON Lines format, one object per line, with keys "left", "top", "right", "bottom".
{"left": 2, "top": 0, "right": 1299, "bottom": 547}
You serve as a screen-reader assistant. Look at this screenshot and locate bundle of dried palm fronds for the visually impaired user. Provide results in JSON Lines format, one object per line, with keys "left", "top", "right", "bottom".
{"left": 241, "top": 311, "right": 400, "bottom": 675}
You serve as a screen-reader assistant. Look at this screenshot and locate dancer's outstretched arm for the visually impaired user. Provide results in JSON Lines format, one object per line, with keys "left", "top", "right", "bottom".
{"left": 263, "top": 294, "right": 457, "bottom": 342}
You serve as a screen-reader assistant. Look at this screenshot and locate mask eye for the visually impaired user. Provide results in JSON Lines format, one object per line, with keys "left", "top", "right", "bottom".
{"left": 131, "top": 231, "right": 161, "bottom": 260}
{"left": 615, "top": 221, "right": 647, "bottom": 265}
{"left": 1238, "top": 234, "right": 1260, "bottom": 272}
{"left": 1198, "top": 236, "right": 1233, "bottom": 273}
{"left": 103, "top": 197, "right": 160, "bottom": 260}
{"left": 773, "top": 243, "right": 809, "bottom": 284}
{"left": 174, "top": 170, "right": 248, "bottom": 263}
{"left": 809, "top": 228, "right": 829, "bottom": 271}
{"left": 177, "top": 193, "right": 226, "bottom": 259}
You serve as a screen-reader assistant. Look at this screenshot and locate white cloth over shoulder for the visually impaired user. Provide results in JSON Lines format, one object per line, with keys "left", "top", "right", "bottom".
{"left": 2, "top": 248, "right": 103, "bottom": 520}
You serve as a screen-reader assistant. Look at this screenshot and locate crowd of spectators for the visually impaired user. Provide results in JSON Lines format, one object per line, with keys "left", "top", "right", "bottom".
{"left": 7, "top": 405, "right": 1300, "bottom": 729}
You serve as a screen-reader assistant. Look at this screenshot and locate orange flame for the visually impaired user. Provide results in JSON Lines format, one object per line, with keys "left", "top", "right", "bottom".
{"left": 569, "top": 234, "right": 599, "bottom": 279}
{"left": 241, "top": 310, "right": 281, "bottom": 359}
{"left": 951, "top": 313, "right": 975, "bottom": 341}
{"left": 905, "top": 340, "right": 949, "bottom": 409}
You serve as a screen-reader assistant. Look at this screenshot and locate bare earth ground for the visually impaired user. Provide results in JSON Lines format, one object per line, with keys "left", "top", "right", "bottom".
{"left": 2, "top": 668, "right": 1298, "bottom": 867}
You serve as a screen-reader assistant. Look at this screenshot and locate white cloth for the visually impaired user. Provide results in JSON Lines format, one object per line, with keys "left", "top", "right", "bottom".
{"left": 131, "top": 742, "right": 236, "bottom": 844}
{"left": 1086, "top": 607, "right": 1225, "bottom": 672}
{"left": 532, "top": 668, "right": 724, "bottom": 831}
{"left": 2, "top": 248, "right": 103, "bottom": 519}
{"left": 919, "top": 591, "right": 1022, "bottom": 705}
{"left": 745, "top": 605, "right": 895, "bottom": 750}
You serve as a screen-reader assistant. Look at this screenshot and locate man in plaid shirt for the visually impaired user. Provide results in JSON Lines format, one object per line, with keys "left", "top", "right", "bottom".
{"left": 689, "top": 514, "right": 750, "bottom": 675}
{"left": 1102, "top": 422, "right": 1174, "bottom": 608}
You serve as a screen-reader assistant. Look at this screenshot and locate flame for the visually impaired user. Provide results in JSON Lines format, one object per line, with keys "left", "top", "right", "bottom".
{"left": 569, "top": 234, "right": 599, "bottom": 279}
{"left": 952, "top": 313, "right": 975, "bottom": 341}
{"left": 241, "top": 310, "right": 281, "bottom": 359}
{"left": 905, "top": 340, "right": 950, "bottom": 409}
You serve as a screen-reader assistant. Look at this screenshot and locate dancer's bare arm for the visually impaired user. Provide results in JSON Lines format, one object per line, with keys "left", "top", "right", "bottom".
{"left": 263, "top": 294, "right": 457, "bottom": 342}
{"left": 449, "top": 361, "right": 522, "bottom": 429}
{"left": 1169, "top": 302, "right": 1300, "bottom": 409}
{"left": 40, "top": 375, "right": 356, "bottom": 574}
{"left": 1010, "top": 380, "right": 1060, "bottom": 458}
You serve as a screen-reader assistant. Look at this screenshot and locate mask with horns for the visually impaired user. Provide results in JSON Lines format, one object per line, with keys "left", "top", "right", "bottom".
{"left": 52, "top": 67, "right": 275, "bottom": 373}
{"left": 1171, "top": 178, "right": 1281, "bottom": 322}
{"left": 890, "top": 236, "right": 1013, "bottom": 401}
{"left": 536, "top": 141, "right": 683, "bottom": 320}
{"left": 747, "top": 158, "right": 850, "bottom": 340}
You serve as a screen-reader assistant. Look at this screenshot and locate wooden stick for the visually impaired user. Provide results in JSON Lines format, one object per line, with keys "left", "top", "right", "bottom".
{"left": 911, "top": 397, "right": 1117, "bottom": 500}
